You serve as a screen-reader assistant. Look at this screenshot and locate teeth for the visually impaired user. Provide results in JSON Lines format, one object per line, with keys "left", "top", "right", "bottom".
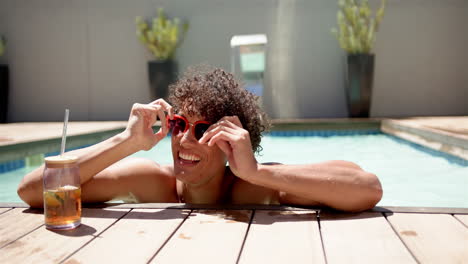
{"left": 179, "top": 152, "right": 201, "bottom": 161}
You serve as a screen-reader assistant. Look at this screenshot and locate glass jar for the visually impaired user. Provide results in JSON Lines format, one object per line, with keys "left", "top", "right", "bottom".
{"left": 43, "top": 155, "right": 81, "bottom": 230}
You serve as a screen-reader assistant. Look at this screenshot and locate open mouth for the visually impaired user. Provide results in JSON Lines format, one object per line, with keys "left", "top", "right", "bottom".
{"left": 178, "top": 151, "right": 201, "bottom": 166}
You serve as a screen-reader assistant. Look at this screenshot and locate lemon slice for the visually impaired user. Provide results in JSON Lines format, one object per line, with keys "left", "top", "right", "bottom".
{"left": 44, "top": 191, "right": 62, "bottom": 207}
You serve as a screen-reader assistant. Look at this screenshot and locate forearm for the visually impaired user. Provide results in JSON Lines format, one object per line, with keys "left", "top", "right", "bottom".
{"left": 248, "top": 161, "right": 383, "bottom": 212}
{"left": 71, "top": 131, "right": 139, "bottom": 184}
{"left": 17, "top": 131, "right": 139, "bottom": 206}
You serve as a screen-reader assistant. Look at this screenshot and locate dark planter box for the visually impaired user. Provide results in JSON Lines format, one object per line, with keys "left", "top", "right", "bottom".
{"left": 345, "top": 54, "right": 374, "bottom": 118}
{"left": 0, "top": 64, "right": 8, "bottom": 123}
{"left": 148, "top": 60, "right": 177, "bottom": 101}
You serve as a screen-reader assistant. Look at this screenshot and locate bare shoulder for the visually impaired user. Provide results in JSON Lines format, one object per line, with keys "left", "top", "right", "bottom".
{"left": 82, "top": 157, "right": 178, "bottom": 203}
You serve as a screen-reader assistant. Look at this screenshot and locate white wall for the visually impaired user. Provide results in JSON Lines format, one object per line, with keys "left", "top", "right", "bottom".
{"left": 372, "top": 0, "right": 468, "bottom": 117}
{"left": 0, "top": 0, "right": 466, "bottom": 121}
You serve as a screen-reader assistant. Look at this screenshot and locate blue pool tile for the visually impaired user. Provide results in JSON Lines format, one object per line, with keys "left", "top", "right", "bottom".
{"left": 0, "top": 145, "right": 92, "bottom": 174}
{"left": 0, "top": 159, "right": 25, "bottom": 173}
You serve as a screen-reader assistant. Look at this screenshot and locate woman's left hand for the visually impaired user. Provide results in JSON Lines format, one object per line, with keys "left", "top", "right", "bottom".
{"left": 198, "top": 116, "right": 258, "bottom": 180}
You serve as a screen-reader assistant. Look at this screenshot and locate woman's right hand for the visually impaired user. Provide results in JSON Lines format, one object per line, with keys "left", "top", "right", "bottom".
{"left": 125, "top": 99, "right": 174, "bottom": 151}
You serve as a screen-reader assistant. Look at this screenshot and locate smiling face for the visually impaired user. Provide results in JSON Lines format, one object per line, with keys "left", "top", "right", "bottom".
{"left": 170, "top": 113, "right": 227, "bottom": 186}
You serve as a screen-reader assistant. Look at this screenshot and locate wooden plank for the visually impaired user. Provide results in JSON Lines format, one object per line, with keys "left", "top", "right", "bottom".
{"left": 0, "top": 208, "right": 128, "bottom": 263}
{"left": 63, "top": 209, "right": 189, "bottom": 264}
{"left": 0, "top": 202, "right": 29, "bottom": 208}
{"left": 454, "top": 214, "right": 468, "bottom": 227}
{"left": 151, "top": 210, "right": 252, "bottom": 264}
{"left": 387, "top": 213, "right": 468, "bottom": 263}
{"left": 238, "top": 210, "right": 325, "bottom": 264}
{"left": 0, "top": 207, "right": 12, "bottom": 215}
{"left": 320, "top": 212, "right": 416, "bottom": 264}
{"left": 0, "top": 208, "right": 44, "bottom": 248}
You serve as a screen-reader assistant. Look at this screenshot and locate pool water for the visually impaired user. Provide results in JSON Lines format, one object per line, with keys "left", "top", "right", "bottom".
{"left": 1, "top": 132, "right": 467, "bottom": 208}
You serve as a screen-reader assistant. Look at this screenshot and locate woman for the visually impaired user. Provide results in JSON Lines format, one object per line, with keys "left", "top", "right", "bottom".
{"left": 18, "top": 67, "right": 382, "bottom": 212}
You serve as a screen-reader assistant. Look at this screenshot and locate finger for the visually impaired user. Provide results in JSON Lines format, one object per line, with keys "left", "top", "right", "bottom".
{"left": 167, "top": 105, "right": 174, "bottom": 119}
{"left": 149, "top": 98, "right": 169, "bottom": 105}
{"left": 135, "top": 103, "right": 161, "bottom": 116}
{"left": 156, "top": 110, "right": 167, "bottom": 134}
{"left": 215, "top": 118, "right": 243, "bottom": 132}
{"left": 150, "top": 99, "right": 174, "bottom": 119}
{"left": 221, "top": 116, "right": 243, "bottom": 128}
{"left": 141, "top": 104, "right": 171, "bottom": 129}
{"left": 130, "top": 103, "right": 144, "bottom": 116}
{"left": 137, "top": 105, "right": 160, "bottom": 128}
{"left": 133, "top": 105, "right": 153, "bottom": 123}
{"left": 199, "top": 124, "right": 239, "bottom": 144}
{"left": 135, "top": 102, "right": 160, "bottom": 110}
{"left": 207, "top": 119, "right": 241, "bottom": 134}
{"left": 199, "top": 119, "right": 242, "bottom": 144}
{"left": 207, "top": 131, "right": 240, "bottom": 148}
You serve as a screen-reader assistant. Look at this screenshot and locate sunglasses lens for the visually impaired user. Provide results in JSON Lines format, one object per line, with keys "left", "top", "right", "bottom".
{"left": 194, "top": 123, "right": 210, "bottom": 140}
{"left": 169, "top": 117, "right": 186, "bottom": 135}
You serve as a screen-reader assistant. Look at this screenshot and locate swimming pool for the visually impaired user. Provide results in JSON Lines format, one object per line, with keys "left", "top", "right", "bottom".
{"left": 1, "top": 131, "right": 467, "bottom": 208}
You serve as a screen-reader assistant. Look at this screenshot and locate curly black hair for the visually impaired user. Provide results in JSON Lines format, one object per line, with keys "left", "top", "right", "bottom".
{"left": 168, "top": 66, "right": 270, "bottom": 153}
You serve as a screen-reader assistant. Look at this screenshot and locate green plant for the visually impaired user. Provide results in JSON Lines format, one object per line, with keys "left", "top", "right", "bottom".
{"left": 0, "top": 36, "right": 5, "bottom": 57}
{"left": 331, "top": 0, "right": 386, "bottom": 54}
{"left": 136, "top": 8, "right": 188, "bottom": 61}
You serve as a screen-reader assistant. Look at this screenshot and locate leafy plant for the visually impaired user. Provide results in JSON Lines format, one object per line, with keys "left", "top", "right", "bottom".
{"left": 0, "top": 36, "right": 5, "bottom": 57}
{"left": 331, "top": 0, "right": 386, "bottom": 54}
{"left": 135, "top": 8, "right": 189, "bottom": 61}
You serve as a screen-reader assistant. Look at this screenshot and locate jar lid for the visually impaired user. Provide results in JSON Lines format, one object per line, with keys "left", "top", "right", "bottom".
{"left": 45, "top": 155, "right": 78, "bottom": 165}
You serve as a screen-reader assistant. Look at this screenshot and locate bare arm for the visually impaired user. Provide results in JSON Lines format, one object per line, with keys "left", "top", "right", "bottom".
{"left": 249, "top": 161, "right": 382, "bottom": 212}
{"left": 199, "top": 116, "right": 382, "bottom": 212}
{"left": 17, "top": 132, "right": 139, "bottom": 207}
{"left": 17, "top": 99, "right": 174, "bottom": 207}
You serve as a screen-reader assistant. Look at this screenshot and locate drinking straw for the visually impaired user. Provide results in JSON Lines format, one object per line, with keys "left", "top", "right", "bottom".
{"left": 60, "top": 109, "right": 69, "bottom": 157}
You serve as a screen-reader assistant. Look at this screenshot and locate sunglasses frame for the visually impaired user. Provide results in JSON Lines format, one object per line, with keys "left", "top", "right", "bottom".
{"left": 166, "top": 114, "right": 211, "bottom": 140}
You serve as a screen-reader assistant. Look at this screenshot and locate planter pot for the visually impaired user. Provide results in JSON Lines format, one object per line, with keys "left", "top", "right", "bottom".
{"left": 0, "top": 64, "right": 8, "bottom": 123}
{"left": 345, "top": 54, "right": 374, "bottom": 118}
{"left": 148, "top": 60, "right": 177, "bottom": 101}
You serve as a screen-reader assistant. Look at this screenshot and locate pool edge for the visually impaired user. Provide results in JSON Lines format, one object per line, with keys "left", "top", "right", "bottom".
{"left": 382, "top": 119, "right": 468, "bottom": 161}
{"left": 1, "top": 202, "right": 467, "bottom": 214}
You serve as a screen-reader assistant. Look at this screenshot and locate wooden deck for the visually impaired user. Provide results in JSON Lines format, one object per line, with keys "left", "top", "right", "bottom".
{"left": 0, "top": 204, "right": 467, "bottom": 264}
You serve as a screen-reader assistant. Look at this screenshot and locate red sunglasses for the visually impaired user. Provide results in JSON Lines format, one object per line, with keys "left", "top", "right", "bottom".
{"left": 166, "top": 114, "right": 212, "bottom": 140}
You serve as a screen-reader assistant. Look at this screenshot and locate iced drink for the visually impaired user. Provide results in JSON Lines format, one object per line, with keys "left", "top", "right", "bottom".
{"left": 43, "top": 156, "right": 81, "bottom": 230}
